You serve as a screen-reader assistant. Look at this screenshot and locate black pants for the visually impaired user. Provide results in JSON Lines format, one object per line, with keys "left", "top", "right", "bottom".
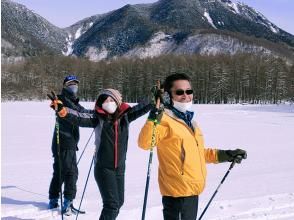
{"left": 94, "top": 165, "right": 125, "bottom": 220}
{"left": 162, "top": 195, "right": 199, "bottom": 220}
{"left": 49, "top": 150, "right": 78, "bottom": 201}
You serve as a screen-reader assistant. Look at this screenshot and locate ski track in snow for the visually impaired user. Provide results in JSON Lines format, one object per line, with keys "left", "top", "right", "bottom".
{"left": 2, "top": 102, "right": 294, "bottom": 220}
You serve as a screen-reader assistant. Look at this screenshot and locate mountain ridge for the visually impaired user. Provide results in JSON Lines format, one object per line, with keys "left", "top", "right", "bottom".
{"left": 1, "top": 0, "right": 294, "bottom": 62}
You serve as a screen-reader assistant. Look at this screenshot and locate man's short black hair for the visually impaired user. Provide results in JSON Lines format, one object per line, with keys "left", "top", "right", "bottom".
{"left": 163, "top": 73, "right": 191, "bottom": 93}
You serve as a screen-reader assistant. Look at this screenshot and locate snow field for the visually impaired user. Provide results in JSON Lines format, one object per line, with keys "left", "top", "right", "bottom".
{"left": 2, "top": 102, "right": 294, "bottom": 219}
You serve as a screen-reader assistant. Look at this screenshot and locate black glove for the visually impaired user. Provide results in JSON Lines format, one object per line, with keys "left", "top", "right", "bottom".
{"left": 148, "top": 106, "right": 163, "bottom": 124}
{"left": 218, "top": 149, "right": 247, "bottom": 163}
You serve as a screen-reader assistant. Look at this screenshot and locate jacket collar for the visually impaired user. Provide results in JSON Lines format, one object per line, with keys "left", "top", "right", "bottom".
{"left": 171, "top": 107, "right": 194, "bottom": 123}
{"left": 164, "top": 108, "right": 197, "bottom": 134}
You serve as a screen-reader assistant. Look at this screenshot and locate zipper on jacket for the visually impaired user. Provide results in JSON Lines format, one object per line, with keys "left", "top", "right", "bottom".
{"left": 114, "top": 120, "right": 119, "bottom": 168}
{"left": 181, "top": 140, "right": 186, "bottom": 175}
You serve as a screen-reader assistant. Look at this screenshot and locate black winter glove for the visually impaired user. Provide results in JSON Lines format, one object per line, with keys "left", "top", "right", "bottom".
{"left": 218, "top": 149, "right": 247, "bottom": 163}
{"left": 148, "top": 106, "right": 163, "bottom": 124}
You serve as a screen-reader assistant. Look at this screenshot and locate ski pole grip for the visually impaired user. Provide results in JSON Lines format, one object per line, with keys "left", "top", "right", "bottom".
{"left": 230, "top": 155, "right": 242, "bottom": 169}
{"left": 230, "top": 160, "right": 237, "bottom": 169}
{"left": 47, "top": 91, "right": 59, "bottom": 112}
{"left": 51, "top": 91, "right": 57, "bottom": 99}
{"left": 47, "top": 90, "right": 57, "bottom": 101}
{"left": 47, "top": 93, "right": 54, "bottom": 101}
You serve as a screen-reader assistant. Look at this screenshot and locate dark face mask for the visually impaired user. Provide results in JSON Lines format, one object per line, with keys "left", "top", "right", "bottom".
{"left": 66, "top": 84, "right": 78, "bottom": 94}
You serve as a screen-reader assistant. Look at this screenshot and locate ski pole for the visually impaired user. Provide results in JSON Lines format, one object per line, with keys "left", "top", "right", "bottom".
{"left": 141, "top": 81, "right": 161, "bottom": 220}
{"left": 75, "top": 154, "right": 95, "bottom": 220}
{"left": 141, "top": 133, "right": 155, "bottom": 220}
{"left": 198, "top": 157, "right": 241, "bottom": 220}
{"left": 56, "top": 116, "right": 64, "bottom": 220}
{"left": 77, "top": 129, "right": 95, "bottom": 165}
{"left": 47, "top": 91, "right": 64, "bottom": 220}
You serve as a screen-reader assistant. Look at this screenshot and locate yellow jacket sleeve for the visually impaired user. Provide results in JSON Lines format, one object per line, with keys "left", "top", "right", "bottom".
{"left": 204, "top": 148, "right": 218, "bottom": 163}
{"left": 138, "top": 120, "right": 168, "bottom": 150}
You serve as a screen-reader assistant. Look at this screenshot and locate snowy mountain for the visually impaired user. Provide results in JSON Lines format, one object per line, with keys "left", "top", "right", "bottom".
{"left": 1, "top": 0, "right": 294, "bottom": 62}
{"left": 1, "top": 0, "right": 68, "bottom": 62}
{"left": 63, "top": 14, "right": 110, "bottom": 56}
{"left": 70, "top": 0, "right": 294, "bottom": 61}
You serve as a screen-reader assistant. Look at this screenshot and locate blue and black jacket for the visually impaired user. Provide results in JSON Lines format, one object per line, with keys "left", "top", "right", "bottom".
{"left": 51, "top": 88, "right": 94, "bottom": 157}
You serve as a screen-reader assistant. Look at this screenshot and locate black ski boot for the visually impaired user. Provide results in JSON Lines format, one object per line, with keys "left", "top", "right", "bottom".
{"left": 62, "top": 198, "right": 73, "bottom": 216}
{"left": 48, "top": 198, "right": 59, "bottom": 209}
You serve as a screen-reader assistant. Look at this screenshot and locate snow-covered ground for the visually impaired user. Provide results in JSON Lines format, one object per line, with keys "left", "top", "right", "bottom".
{"left": 2, "top": 102, "right": 294, "bottom": 220}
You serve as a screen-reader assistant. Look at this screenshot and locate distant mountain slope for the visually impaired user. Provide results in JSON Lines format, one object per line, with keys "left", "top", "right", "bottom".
{"left": 69, "top": 0, "right": 294, "bottom": 61}
{"left": 1, "top": 0, "right": 67, "bottom": 61}
{"left": 2, "top": 0, "right": 294, "bottom": 62}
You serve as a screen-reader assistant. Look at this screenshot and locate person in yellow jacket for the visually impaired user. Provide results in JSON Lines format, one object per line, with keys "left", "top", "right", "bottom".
{"left": 138, "top": 73, "right": 247, "bottom": 220}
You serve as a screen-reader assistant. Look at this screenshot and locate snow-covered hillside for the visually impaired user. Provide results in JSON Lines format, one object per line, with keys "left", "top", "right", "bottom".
{"left": 2, "top": 102, "right": 294, "bottom": 219}
{"left": 123, "top": 31, "right": 271, "bottom": 59}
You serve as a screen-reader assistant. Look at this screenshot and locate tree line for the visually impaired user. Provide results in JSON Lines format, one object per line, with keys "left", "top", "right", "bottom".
{"left": 1, "top": 54, "right": 294, "bottom": 104}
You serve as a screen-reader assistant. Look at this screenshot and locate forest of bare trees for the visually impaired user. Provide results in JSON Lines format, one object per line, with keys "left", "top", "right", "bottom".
{"left": 1, "top": 54, "right": 294, "bottom": 104}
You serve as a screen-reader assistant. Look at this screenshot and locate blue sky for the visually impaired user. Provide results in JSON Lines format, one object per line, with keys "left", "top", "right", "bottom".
{"left": 13, "top": 0, "right": 294, "bottom": 35}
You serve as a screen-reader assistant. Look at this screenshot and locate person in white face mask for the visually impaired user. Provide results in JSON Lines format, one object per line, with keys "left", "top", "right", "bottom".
{"left": 49, "top": 88, "right": 153, "bottom": 219}
{"left": 138, "top": 73, "right": 247, "bottom": 220}
{"left": 97, "top": 90, "right": 120, "bottom": 115}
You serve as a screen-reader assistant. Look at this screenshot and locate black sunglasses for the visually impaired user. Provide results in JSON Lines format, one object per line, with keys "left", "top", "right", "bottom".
{"left": 174, "top": 89, "right": 193, "bottom": 96}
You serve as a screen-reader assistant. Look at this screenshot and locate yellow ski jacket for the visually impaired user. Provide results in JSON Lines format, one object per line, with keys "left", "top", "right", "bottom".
{"left": 138, "top": 109, "right": 219, "bottom": 197}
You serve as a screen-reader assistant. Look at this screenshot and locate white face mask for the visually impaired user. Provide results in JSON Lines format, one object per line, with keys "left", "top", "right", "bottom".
{"left": 102, "top": 102, "right": 118, "bottom": 114}
{"left": 173, "top": 100, "right": 193, "bottom": 113}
